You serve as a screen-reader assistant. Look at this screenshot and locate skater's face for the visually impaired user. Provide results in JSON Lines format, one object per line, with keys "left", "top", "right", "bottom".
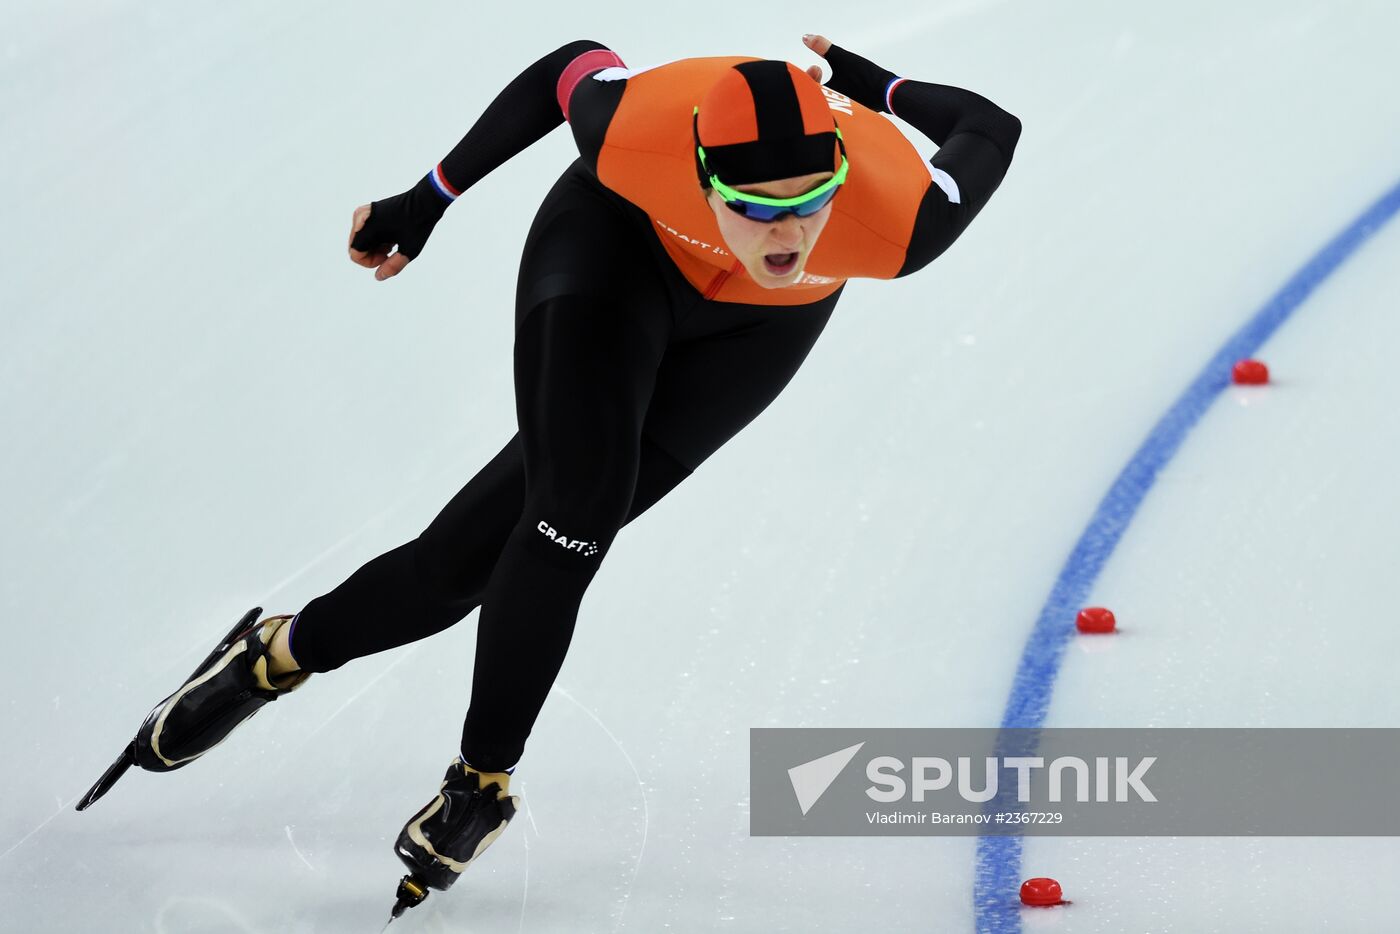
{"left": 706, "top": 171, "right": 836, "bottom": 289}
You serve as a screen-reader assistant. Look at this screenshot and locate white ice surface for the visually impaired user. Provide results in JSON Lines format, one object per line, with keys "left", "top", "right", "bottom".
{"left": 3, "top": 1, "right": 1400, "bottom": 932}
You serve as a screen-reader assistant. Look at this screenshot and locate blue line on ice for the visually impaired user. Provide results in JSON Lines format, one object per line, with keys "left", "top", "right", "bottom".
{"left": 971, "top": 174, "right": 1400, "bottom": 934}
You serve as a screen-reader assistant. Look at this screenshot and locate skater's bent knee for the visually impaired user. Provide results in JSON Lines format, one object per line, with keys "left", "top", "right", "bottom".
{"left": 413, "top": 541, "right": 490, "bottom": 604}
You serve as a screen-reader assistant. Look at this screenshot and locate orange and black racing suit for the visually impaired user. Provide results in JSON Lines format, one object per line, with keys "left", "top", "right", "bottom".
{"left": 294, "top": 41, "right": 1021, "bottom": 771}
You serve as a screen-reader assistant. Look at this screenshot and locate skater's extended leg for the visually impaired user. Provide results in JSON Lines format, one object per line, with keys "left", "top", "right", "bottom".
{"left": 278, "top": 428, "right": 691, "bottom": 674}
{"left": 283, "top": 436, "right": 523, "bottom": 673}
{"left": 459, "top": 288, "right": 670, "bottom": 772}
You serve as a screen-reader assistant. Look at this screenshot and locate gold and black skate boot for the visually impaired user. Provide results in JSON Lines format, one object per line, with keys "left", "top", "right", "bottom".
{"left": 387, "top": 758, "right": 521, "bottom": 920}
{"left": 77, "top": 607, "right": 309, "bottom": 810}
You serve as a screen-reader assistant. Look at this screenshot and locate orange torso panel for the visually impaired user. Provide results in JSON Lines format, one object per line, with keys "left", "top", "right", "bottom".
{"left": 590, "top": 57, "right": 935, "bottom": 305}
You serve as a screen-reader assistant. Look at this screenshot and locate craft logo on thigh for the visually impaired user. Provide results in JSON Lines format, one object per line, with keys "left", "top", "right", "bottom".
{"left": 536, "top": 520, "right": 599, "bottom": 556}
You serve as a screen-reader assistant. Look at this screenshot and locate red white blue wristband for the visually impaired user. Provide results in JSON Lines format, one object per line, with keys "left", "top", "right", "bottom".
{"left": 427, "top": 163, "right": 462, "bottom": 204}
{"left": 884, "top": 76, "right": 908, "bottom": 115}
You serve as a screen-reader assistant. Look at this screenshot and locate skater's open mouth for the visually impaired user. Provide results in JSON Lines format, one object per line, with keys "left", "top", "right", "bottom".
{"left": 763, "top": 252, "right": 798, "bottom": 275}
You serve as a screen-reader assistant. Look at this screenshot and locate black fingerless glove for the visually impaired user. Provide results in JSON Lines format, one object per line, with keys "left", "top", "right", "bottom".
{"left": 821, "top": 44, "right": 900, "bottom": 114}
{"left": 350, "top": 174, "right": 450, "bottom": 260}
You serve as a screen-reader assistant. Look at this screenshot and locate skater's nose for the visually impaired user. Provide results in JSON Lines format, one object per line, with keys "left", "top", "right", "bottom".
{"left": 768, "top": 218, "right": 803, "bottom": 251}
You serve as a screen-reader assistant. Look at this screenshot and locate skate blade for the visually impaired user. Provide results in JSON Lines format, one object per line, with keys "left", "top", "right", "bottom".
{"left": 76, "top": 741, "right": 136, "bottom": 811}
{"left": 383, "top": 874, "right": 429, "bottom": 928}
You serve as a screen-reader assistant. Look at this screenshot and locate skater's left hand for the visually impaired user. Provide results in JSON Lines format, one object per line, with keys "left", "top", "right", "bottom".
{"left": 801, "top": 33, "right": 901, "bottom": 113}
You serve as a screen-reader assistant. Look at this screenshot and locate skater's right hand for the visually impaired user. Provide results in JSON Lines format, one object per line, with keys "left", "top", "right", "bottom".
{"left": 348, "top": 178, "right": 450, "bottom": 281}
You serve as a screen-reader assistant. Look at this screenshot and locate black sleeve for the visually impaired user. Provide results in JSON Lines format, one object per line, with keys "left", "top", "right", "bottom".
{"left": 432, "top": 39, "right": 615, "bottom": 197}
{"left": 819, "top": 44, "right": 1022, "bottom": 278}
{"left": 349, "top": 41, "right": 620, "bottom": 262}
{"left": 891, "top": 79, "right": 1022, "bottom": 277}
